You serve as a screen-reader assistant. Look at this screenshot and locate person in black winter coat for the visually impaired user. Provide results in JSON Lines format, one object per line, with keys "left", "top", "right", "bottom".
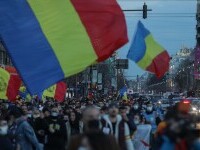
{"left": 119, "top": 106, "right": 136, "bottom": 136}
{"left": 45, "top": 107, "right": 67, "bottom": 150}
{"left": 0, "top": 119, "right": 14, "bottom": 150}
{"left": 31, "top": 109, "right": 48, "bottom": 145}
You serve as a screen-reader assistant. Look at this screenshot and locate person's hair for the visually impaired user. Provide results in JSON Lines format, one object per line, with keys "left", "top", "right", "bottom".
{"left": 67, "top": 134, "right": 83, "bottom": 150}
{"left": 134, "top": 113, "right": 143, "bottom": 121}
{"left": 86, "top": 131, "right": 120, "bottom": 150}
{"left": 68, "top": 131, "right": 120, "bottom": 150}
{"left": 69, "top": 111, "right": 80, "bottom": 128}
{"left": 119, "top": 106, "right": 126, "bottom": 110}
{"left": 100, "top": 106, "right": 108, "bottom": 111}
{"left": 82, "top": 105, "right": 99, "bottom": 116}
{"left": 9, "top": 107, "right": 24, "bottom": 118}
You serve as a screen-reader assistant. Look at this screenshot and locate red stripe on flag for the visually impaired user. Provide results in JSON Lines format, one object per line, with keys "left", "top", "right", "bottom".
{"left": 6, "top": 74, "right": 21, "bottom": 101}
{"left": 5, "top": 66, "right": 17, "bottom": 74}
{"left": 146, "top": 50, "right": 170, "bottom": 78}
{"left": 54, "top": 82, "right": 67, "bottom": 102}
{"left": 140, "top": 140, "right": 150, "bottom": 147}
{"left": 71, "top": 0, "right": 128, "bottom": 62}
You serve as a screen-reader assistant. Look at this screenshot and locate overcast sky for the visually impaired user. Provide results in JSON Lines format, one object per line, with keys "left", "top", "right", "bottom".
{"left": 117, "top": 0, "right": 196, "bottom": 79}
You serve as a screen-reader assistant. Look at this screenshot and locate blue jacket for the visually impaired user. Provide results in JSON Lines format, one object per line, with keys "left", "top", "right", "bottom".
{"left": 15, "top": 117, "right": 42, "bottom": 150}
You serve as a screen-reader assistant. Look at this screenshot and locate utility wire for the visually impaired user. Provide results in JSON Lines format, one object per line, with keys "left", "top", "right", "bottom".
{"left": 125, "top": 15, "right": 196, "bottom": 17}
{"left": 118, "top": 0, "right": 198, "bottom": 1}
{"left": 125, "top": 13, "right": 196, "bottom": 14}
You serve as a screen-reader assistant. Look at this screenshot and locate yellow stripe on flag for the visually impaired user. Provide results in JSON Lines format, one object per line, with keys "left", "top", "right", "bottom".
{"left": 0, "top": 68, "right": 10, "bottom": 100}
{"left": 43, "top": 84, "right": 56, "bottom": 98}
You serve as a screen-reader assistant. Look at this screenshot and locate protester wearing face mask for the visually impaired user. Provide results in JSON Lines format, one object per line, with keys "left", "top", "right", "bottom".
{"left": 143, "top": 103, "right": 158, "bottom": 133}
{"left": 130, "top": 102, "right": 141, "bottom": 116}
{"left": 63, "top": 114, "right": 69, "bottom": 123}
{"left": 142, "top": 102, "right": 161, "bottom": 149}
{"left": 0, "top": 118, "right": 14, "bottom": 150}
{"left": 119, "top": 106, "right": 136, "bottom": 137}
{"left": 102, "top": 103, "right": 134, "bottom": 150}
{"left": 26, "top": 109, "right": 34, "bottom": 127}
{"left": 45, "top": 107, "right": 67, "bottom": 150}
{"left": 133, "top": 114, "right": 141, "bottom": 126}
{"left": 132, "top": 114, "right": 152, "bottom": 150}
{"left": 0, "top": 103, "right": 10, "bottom": 120}
{"left": 31, "top": 110, "right": 48, "bottom": 145}
{"left": 9, "top": 107, "right": 42, "bottom": 150}
{"left": 42, "top": 108, "right": 51, "bottom": 122}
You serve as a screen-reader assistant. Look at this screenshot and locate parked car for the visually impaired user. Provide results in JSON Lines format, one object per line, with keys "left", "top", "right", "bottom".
{"left": 157, "top": 99, "right": 170, "bottom": 108}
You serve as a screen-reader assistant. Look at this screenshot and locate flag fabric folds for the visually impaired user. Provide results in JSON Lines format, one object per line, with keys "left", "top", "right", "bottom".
{"left": 43, "top": 82, "right": 67, "bottom": 102}
{"left": 119, "top": 86, "right": 128, "bottom": 100}
{"left": 19, "top": 86, "right": 32, "bottom": 101}
{"left": 0, "top": 0, "right": 128, "bottom": 94}
{"left": 0, "top": 67, "right": 21, "bottom": 101}
{"left": 127, "top": 21, "right": 170, "bottom": 78}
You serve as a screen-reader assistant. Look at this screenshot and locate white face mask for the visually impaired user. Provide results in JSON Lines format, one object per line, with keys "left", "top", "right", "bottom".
{"left": 51, "top": 112, "right": 58, "bottom": 117}
{"left": 5, "top": 104, "right": 9, "bottom": 109}
{"left": 33, "top": 114, "right": 40, "bottom": 119}
{"left": 27, "top": 114, "right": 32, "bottom": 118}
{"left": 134, "top": 119, "right": 140, "bottom": 125}
{"left": 0, "top": 126, "right": 8, "bottom": 135}
{"left": 78, "top": 147, "right": 89, "bottom": 150}
{"left": 133, "top": 105, "right": 139, "bottom": 110}
{"left": 147, "top": 107, "right": 153, "bottom": 112}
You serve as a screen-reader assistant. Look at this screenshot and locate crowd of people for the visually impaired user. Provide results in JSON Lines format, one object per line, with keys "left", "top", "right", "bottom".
{"left": 0, "top": 96, "right": 200, "bottom": 150}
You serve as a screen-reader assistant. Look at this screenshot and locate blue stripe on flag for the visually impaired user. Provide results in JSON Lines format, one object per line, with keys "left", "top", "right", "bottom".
{"left": 127, "top": 21, "right": 150, "bottom": 63}
{"left": 119, "top": 86, "right": 127, "bottom": 96}
{"left": 0, "top": 0, "right": 64, "bottom": 94}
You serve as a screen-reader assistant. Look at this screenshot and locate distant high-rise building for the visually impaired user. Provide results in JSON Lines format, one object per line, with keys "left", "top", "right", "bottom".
{"left": 196, "top": 0, "right": 200, "bottom": 45}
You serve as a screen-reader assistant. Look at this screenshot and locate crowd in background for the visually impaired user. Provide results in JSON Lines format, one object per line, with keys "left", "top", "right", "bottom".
{"left": 0, "top": 96, "right": 200, "bottom": 150}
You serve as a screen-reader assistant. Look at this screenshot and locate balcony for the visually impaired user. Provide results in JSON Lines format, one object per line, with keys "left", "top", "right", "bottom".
{"left": 196, "top": 33, "right": 200, "bottom": 38}
{"left": 197, "top": 24, "right": 200, "bottom": 29}
{"left": 196, "top": 13, "right": 200, "bottom": 20}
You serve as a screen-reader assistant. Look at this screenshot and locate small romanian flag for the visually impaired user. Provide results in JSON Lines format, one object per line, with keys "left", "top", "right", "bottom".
{"left": 0, "top": 67, "right": 21, "bottom": 101}
{"left": 127, "top": 21, "right": 170, "bottom": 78}
{"left": 43, "top": 82, "right": 67, "bottom": 102}
{"left": 0, "top": 0, "right": 128, "bottom": 94}
{"left": 19, "top": 86, "right": 32, "bottom": 101}
{"left": 119, "top": 86, "right": 128, "bottom": 101}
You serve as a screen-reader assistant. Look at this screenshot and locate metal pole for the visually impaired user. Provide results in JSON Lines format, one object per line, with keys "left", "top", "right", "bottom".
{"left": 75, "top": 74, "right": 77, "bottom": 98}
{"left": 123, "top": 9, "right": 152, "bottom": 12}
{"left": 116, "top": 68, "right": 118, "bottom": 91}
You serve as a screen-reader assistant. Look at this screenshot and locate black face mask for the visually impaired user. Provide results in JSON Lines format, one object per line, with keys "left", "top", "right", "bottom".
{"left": 51, "top": 116, "right": 58, "bottom": 120}
{"left": 87, "top": 119, "right": 100, "bottom": 130}
{"left": 64, "top": 120, "right": 68, "bottom": 123}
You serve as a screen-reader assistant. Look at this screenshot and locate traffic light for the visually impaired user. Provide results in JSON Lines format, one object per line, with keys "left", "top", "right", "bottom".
{"left": 143, "top": 3, "right": 147, "bottom": 19}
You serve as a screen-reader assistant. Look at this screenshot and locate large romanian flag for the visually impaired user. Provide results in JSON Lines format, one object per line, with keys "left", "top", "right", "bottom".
{"left": 43, "top": 82, "right": 67, "bottom": 102}
{"left": 0, "top": 67, "right": 21, "bottom": 101}
{"left": 0, "top": 0, "right": 128, "bottom": 95}
{"left": 127, "top": 21, "right": 170, "bottom": 78}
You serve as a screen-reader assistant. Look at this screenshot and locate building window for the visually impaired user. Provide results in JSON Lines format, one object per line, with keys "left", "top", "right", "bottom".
{"left": 0, "top": 41, "right": 12, "bottom": 66}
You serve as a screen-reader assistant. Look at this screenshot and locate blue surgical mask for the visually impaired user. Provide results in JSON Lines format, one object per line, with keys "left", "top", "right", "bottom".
{"left": 0, "top": 126, "right": 8, "bottom": 135}
{"left": 27, "top": 114, "right": 32, "bottom": 118}
{"left": 147, "top": 107, "right": 153, "bottom": 112}
{"left": 134, "top": 119, "right": 140, "bottom": 125}
{"left": 51, "top": 112, "right": 58, "bottom": 117}
{"left": 133, "top": 105, "right": 139, "bottom": 110}
{"left": 78, "top": 147, "right": 89, "bottom": 150}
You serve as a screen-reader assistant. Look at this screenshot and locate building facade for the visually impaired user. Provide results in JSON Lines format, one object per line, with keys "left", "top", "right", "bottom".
{"left": 0, "top": 40, "right": 12, "bottom": 66}
{"left": 197, "top": 0, "right": 200, "bottom": 46}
